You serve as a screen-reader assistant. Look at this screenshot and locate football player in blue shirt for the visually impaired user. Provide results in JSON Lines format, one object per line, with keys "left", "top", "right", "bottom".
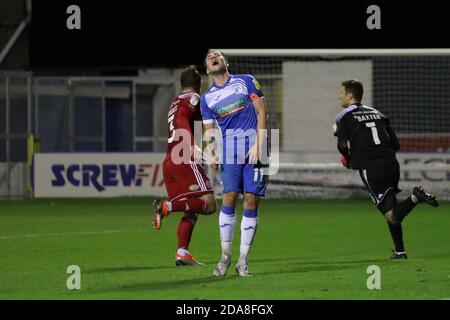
{"left": 201, "top": 50, "right": 269, "bottom": 277}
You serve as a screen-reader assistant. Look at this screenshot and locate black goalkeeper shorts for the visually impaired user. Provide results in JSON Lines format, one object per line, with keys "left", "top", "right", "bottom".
{"left": 358, "top": 160, "right": 401, "bottom": 214}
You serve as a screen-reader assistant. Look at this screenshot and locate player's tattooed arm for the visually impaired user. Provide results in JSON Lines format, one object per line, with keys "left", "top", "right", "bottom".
{"left": 249, "top": 97, "right": 268, "bottom": 164}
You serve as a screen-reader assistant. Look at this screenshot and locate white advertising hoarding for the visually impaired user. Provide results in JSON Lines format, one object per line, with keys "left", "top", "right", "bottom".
{"left": 34, "top": 153, "right": 166, "bottom": 198}
{"left": 268, "top": 152, "right": 450, "bottom": 200}
{"left": 33, "top": 152, "right": 449, "bottom": 200}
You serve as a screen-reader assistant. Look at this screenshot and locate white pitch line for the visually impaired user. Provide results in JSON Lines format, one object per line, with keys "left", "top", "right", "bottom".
{"left": 0, "top": 229, "right": 148, "bottom": 240}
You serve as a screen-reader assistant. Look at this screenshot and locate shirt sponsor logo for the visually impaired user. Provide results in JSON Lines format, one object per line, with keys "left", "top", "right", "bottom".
{"left": 216, "top": 98, "right": 246, "bottom": 118}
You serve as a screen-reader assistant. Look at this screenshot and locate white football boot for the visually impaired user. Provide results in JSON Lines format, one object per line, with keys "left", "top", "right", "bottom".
{"left": 235, "top": 263, "right": 252, "bottom": 277}
{"left": 213, "top": 254, "right": 231, "bottom": 277}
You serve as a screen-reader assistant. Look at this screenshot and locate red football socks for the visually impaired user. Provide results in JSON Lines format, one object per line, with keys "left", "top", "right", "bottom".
{"left": 170, "top": 198, "right": 207, "bottom": 214}
{"left": 177, "top": 215, "right": 196, "bottom": 250}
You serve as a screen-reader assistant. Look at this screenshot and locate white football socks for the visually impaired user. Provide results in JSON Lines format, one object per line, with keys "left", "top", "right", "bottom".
{"left": 238, "top": 216, "right": 258, "bottom": 265}
{"left": 219, "top": 208, "right": 236, "bottom": 257}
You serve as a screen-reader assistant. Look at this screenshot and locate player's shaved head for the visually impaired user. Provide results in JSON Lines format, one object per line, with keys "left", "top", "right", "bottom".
{"left": 180, "top": 65, "right": 201, "bottom": 93}
{"left": 341, "top": 80, "right": 364, "bottom": 102}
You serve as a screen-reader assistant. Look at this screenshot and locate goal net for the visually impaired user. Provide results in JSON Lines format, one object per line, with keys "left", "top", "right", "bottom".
{"left": 215, "top": 49, "right": 450, "bottom": 201}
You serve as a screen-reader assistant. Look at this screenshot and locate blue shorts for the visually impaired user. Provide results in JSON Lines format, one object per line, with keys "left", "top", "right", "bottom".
{"left": 220, "top": 162, "right": 268, "bottom": 196}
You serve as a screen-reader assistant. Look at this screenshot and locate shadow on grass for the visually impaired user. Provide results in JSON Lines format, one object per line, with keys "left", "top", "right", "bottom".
{"left": 90, "top": 259, "right": 381, "bottom": 293}
{"left": 252, "top": 258, "right": 386, "bottom": 276}
{"left": 81, "top": 257, "right": 388, "bottom": 295}
{"left": 115, "top": 275, "right": 228, "bottom": 292}
{"left": 250, "top": 257, "right": 384, "bottom": 266}
{"left": 84, "top": 265, "right": 178, "bottom": 274}
{"left": 84, "top": 257, "right": 383, "bottom": 275}
{"left": 84, "top": 273, "right": 227, "bottom": 295}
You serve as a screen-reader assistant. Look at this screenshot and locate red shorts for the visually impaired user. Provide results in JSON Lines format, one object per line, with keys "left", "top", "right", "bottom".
{"left": 163, "top": 157, "right": 213, "bottom": 201}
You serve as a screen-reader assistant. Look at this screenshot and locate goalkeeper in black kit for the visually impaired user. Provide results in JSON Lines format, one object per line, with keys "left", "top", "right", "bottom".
{"left": 333, "top": 80, "right": 439, "bottom": 260}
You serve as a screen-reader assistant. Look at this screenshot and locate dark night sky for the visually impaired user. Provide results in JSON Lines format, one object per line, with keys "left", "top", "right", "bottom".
{"left": 29, "top": 0, "right": 450, "bottom": 71}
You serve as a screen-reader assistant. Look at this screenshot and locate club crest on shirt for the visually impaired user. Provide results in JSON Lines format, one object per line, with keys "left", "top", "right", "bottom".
{"left": 235, "top": 85, "right": 244, "bottom": 94}
{"left": 189, "top": 184, "right": 200, "bottom": 191}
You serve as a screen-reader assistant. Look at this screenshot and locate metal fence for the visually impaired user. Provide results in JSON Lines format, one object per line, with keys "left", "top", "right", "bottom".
{"left": 0, "top": 69, "right": 188, "bottom": 199}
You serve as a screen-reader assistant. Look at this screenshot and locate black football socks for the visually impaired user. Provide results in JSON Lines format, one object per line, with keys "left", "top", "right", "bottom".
{"left": 387, "top": 221, "right": 405, "bottom": 253}
{"left": 392, "top": 196, "right": 417, "bottom": 223}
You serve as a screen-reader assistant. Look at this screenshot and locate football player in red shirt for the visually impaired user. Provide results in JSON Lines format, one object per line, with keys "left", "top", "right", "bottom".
{"left": 153, "top": 65, "right": 216, "bottom": 266}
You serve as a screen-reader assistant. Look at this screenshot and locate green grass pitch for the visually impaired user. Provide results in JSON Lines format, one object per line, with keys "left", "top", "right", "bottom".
{"left": 0, "top": 198, "right": 449, "bottom": 300}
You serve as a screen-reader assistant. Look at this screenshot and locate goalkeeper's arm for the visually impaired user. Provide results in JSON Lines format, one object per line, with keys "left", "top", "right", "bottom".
{"left": 337, "top": 135, "right": 350, "bottom": 168}
{"left": 333, "top": 120, "right": 350, "bottom": 168}
{"left": 386, "top": 123, "right": 400, "bottom": 151}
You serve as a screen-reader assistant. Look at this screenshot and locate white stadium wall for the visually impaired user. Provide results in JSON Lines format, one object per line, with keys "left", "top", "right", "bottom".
{"left": 0, "top": 163, "right": 28, "bottom": 199}
{"left": 282, "top": 61, "right": 372, "bottom": 152}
